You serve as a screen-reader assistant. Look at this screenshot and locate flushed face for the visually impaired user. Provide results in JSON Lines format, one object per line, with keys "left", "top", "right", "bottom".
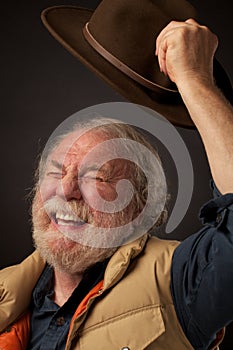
{"left": 32, "top": 127, "right": 141, "bottom": 273}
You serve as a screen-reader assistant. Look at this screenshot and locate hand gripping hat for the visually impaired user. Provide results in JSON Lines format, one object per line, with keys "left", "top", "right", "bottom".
{"left": 41, "top": 0, "right": 233, "bottom": 128}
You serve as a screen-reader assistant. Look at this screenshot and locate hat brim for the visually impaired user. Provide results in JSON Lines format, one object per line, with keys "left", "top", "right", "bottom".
{"left": 41, "top": 6, "right": 196, "bottom": 128}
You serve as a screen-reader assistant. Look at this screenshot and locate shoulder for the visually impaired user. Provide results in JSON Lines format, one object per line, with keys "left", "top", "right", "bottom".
{"left": 144, "top": 236, "right": 180, "bottom": 257}
{"left": 0, "top": 251, "right": 45, "bottom": 332}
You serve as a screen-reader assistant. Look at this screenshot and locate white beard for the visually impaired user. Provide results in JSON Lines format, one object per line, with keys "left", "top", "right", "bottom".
{"left": 32, "top": 194, "right": 136, "bottom": 274}
{"left": 33, "top": 226, "right": 117, "bottom": 274}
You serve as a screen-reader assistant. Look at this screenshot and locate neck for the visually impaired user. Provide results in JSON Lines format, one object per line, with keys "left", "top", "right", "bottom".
{"left": 53, "top": 268, "right": 83, "bottom": 306}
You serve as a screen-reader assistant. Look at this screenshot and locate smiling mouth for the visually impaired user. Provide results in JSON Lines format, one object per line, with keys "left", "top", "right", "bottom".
{"left": 52, "top": 212, "right": 87, "bottom": 228}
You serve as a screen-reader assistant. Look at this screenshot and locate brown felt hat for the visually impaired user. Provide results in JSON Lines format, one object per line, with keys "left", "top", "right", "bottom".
{"left": 41, "top": 0, "right": 233, "bottom": 128}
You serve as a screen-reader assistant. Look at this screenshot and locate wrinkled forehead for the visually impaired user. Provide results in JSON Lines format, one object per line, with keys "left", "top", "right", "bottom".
{"left": 51, "top": 128, "right": 102, "bottom": 155}
{"left": 46, "top": 127, "right": 129, "bottom": 169}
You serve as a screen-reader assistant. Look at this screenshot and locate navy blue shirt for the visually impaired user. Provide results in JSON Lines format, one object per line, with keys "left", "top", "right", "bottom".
{"left": 171, "top": 182, "right": 233, "bottom": 349}
{"left": 28, "top": 182, "right": 233, "bottom": 350}
{"left": 27, "top": 261, "right": 107, "bottom": 350}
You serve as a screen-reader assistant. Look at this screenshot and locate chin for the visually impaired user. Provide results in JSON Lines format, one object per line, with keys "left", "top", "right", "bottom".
{"left": 33, "top": 226, "right": 117, "bottom": 274}
{"left": 49, "top": 238, "right": 79, "bottom": 256}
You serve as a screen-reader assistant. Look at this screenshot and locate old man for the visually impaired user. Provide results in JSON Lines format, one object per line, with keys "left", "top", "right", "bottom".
{"left": 0, "top": 15, "right": 233, "bottom": 350}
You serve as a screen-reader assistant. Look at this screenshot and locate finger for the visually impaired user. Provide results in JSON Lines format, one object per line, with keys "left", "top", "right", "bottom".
{"left": 157, "top": 25, "right": 181, "bottom": 75}
{"left": 157, "top": 35, "right": 169, "bottom": 75}
{"left": 186, "top": 18, "right": 219, "bottom": 53}
{"left": 156, "top": 20, "right": 186, "bottom": 56}
{"left": 157, "top": 46, "right": 166, "bottom": 75}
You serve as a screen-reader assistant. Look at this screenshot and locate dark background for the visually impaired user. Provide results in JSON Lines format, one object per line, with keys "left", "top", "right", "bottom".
{"left": 1, "top": 0, "right": 233, "bottom": 347}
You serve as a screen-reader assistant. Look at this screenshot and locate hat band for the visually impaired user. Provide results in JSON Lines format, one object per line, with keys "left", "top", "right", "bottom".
{"left": 83, "top": 23, "right": 178, "bottom": 94}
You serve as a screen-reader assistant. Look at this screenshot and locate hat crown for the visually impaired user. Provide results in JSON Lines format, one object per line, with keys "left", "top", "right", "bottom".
{"left": 88, "top": 0, "right": 196, "bottom": 90}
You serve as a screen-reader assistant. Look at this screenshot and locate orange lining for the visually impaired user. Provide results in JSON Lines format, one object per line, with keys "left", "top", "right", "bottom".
{"left": 67, "top": 280, "right": 104, "bottom": 340}
{"left": 0, "top": 312, "right": 30, "bottom": 350}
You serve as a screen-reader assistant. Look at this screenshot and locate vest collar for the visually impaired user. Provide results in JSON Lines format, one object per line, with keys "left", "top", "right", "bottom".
{"left": 103, "top": 234, "right": 149, "bottom": 289}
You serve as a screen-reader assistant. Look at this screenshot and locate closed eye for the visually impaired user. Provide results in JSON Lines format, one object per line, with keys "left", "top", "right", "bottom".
{"left": 79, "top": 175, "right": 105, "bottom": 182}
{"left": 47, "top": 171, "right": 64, "bottom": 179}
{"left": 96, "top": 177, "right": 105, "bottom": 182}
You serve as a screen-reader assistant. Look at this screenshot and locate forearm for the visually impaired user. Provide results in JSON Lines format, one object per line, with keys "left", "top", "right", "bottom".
{"left": 177, "top": 78, "right": 233, "bottom": 194}
{"left": 156, "top": 19, "right": 233, "bottom": 193}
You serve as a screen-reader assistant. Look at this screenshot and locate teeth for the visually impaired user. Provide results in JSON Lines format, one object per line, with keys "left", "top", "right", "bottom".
{"left": 56, "top": 212, "right": 78, "bottom": 222}
{"left": 57, "top": 220, "right": 72, "bottom": 226}
{"left": 55, "top": 212, "right": 85, "bottom": 226}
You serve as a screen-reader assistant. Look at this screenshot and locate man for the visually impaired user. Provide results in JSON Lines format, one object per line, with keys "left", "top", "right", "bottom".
{"left": 0, "top": 18, "right": 233, "bottom": 350}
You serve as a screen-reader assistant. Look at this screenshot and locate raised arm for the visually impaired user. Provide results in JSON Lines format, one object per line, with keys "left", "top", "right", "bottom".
{"left": 156, "top": 18, "right": 233, "bottom": 194}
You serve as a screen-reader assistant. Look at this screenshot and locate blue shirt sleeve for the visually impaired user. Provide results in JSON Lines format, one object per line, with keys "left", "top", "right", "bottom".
{"left": 171, "top": 181, "right": 233, "bottom": 350}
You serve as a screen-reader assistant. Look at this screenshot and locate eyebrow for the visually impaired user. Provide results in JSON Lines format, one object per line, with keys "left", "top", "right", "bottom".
{"left": 49, "top": 160, "right": 111, "bottom": 176}
{"left": 50, "top": 160, "right": 64, "bottom": 170}
{"left": 79, "top": 163, "right": 110, "bottom": 176}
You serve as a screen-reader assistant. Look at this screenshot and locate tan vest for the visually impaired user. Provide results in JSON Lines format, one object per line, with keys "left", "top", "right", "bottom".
{"left": 66, "top": 235, "right": 194, "bottom": 350}
{"left": 0, "top": 235, "right": 223, "bottom": 349}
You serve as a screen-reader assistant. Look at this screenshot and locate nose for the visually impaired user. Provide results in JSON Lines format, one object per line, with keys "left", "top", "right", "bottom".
{"left": 56, "top": 174, "right": 82, "bottom": 201}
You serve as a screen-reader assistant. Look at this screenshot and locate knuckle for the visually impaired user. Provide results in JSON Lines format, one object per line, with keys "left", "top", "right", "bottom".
{"left": 186, "top": 17, "right": 197, "bottom": 24}
{"left": 169, "top": 20, "right": 179, "bottom": 27}
{"left": 169, "top": 20, "right": 176, "bottom": 25}
{"left": 190, "top": 24, "right": 200, "bottom": 33}
{"left": 200, "top": 24, "right": 209, "bottom": 32}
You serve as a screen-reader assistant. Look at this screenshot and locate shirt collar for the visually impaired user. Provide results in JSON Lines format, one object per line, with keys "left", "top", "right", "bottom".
{"left": 31, "top": 260, "right": 109, "bottom": 309}
{"left": 32, "top": 265, "right": 54, "bottom": 309}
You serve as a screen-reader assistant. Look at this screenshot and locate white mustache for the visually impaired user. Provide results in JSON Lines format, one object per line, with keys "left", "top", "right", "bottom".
{"left": 43, "top": 196, "right": 90, "bottom": 223}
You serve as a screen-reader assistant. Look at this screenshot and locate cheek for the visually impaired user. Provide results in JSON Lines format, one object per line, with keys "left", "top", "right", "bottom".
{"left": 32, "top": 191, "right": 42, "bottom": 214}
{"left": 80, "top": 182, "right": 117, "bottom": 207}
{"left": 39, "top": 177, "right": 58, "bottom": 202}
{"left": 98, "top": 183, "right": 118, "bottom": 201}
{"left": 32, "top": 191, "right": 50, "bottom": 228}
